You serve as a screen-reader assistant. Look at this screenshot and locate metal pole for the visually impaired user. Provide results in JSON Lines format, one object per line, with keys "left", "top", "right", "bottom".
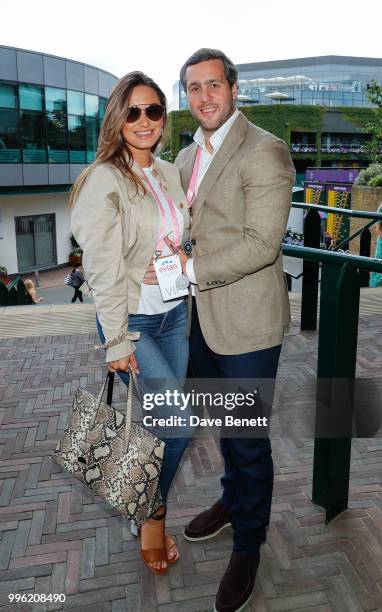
{"left": 312, "top": 262, "right": 360, "bottom": 522}
{"left": 301, "top": 208, "right": 321, "bottom": 330}
{"left": 359, "top": 228, "right": 371, "bottom": 288}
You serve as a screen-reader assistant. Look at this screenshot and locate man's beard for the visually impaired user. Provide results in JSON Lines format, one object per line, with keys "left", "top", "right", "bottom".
{"left": 198, "top": 102, "right": 235, "bottom": 133}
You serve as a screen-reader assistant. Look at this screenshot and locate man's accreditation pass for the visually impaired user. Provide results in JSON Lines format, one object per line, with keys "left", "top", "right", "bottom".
{"left": 154, "top": 254, "right": 189, "bottom": 301}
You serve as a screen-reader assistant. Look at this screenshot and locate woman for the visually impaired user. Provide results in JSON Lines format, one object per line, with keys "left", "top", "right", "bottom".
{"left": 68, "top": 265, "right": 84, "bottom": 303}
{"left": 370, "top": 204, "right": 382, "bottom": 288}
{"left": 24, "top": 279, "right": 44, "bottom": 303}
{"left": 70, "top": 72, "right": 191, "bottom": 575}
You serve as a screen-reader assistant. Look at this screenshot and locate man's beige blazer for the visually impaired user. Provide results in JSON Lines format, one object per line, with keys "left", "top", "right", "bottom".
{"left": 175, "top": 112, "right": 296, "bottom": 355}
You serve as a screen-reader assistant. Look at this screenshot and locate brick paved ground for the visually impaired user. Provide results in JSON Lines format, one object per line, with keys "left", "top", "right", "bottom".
{"left": 0, "top": 312, "right": 382, "bottom": 611}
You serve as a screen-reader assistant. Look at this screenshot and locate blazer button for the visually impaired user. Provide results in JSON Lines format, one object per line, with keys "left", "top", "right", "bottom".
{"left": 180, "top": 203, "right": 184, "bottom": 208}
{"left": 191, "top": 239, "right": 196, "bottom": 245}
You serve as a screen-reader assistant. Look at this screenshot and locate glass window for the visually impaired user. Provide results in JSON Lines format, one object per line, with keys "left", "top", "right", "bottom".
{"left": 47, "top": 112, "right": 68, "bottom": 163}
{"left": 67, "top": 90, "right": 85, "bottom": 116}
{"left": 15, "top": 214, "right": 56, "bottom": 270}
{"left": 86, "top": 116, "right": 98, "bottom": 163}
{"left": 68, "top": 115, "right": 86, "bottom": 163}
{"left": 85, "top": 94, "right": 98, "bottom": 118}
{"left": 0, "top": 83, "right": 18, "bottom": 109}
{"left": 45, "top": 87, "right": 67, "bottom": 113}
{"left": 302, "top": 90, "right": 313, "bottom": 101}
{"left": 99, "top": 97, "right": 107, "bottom": 121}
{"left": 0, "top": 109, "right": 21, "bottom": 162}
{"left": 19, "top": 84, "right": 44, "bottom": 111}
{"left": 20, "top": 111, "right": 46, "bottom": 162}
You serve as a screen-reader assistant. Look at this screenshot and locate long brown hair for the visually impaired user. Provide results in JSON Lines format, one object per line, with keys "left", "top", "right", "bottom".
{"left": 69, "top": 71, "right": 167, "bottom": 207}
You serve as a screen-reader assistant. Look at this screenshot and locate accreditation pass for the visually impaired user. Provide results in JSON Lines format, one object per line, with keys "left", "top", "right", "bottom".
{"left": 153, "top": 254, "right": 189, "bottom": 301}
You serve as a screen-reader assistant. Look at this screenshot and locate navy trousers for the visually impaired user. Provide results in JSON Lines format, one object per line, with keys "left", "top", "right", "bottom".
{"left": 189, "top": 298, "right": 281, "bottom": 555}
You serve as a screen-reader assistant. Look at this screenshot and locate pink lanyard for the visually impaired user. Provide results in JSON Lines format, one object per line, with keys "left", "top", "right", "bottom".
{"left": 144, "top": 172, "right": 181, "bottom": 251}
{"left": 186, "top": 146, "right": 202, "bottom": 208}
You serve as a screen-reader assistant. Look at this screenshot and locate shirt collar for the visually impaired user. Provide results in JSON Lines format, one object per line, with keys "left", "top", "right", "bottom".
{"left": 193, "top": 109, "right": 240, "bottom": 153}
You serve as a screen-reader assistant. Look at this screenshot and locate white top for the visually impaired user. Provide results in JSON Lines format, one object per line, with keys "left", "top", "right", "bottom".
{"left": 137, "top": 166, "right": 185, "bottom": 315}
{"left": 186, "top": 109, "right": 241, "bottom": 285}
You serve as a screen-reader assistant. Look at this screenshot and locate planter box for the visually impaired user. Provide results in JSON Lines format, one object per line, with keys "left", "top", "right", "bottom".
{"left": 69, "top": 255, "right": 82, "bottom": 267}
{"left": 350, "top": 186, "right": 382, "bottom": 257}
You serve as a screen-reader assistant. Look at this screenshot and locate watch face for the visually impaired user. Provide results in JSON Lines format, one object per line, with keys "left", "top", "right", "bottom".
{"left": 183, "top": 240, "right": 193, "bottom": 255}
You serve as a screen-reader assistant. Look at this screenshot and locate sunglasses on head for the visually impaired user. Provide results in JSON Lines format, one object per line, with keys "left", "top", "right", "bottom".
{"left": 125, "top": 103, "right": 165, "bottom": 124}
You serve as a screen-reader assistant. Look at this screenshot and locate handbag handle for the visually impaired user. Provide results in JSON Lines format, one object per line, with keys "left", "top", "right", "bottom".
{"left": 94, "top": 367, "right": 142, "bottom": 452}
{"left": 95, "top": 371, "right": 115, "bottom": 407}
{"left": 123, "top": 366, "right": 141, "bottom": 451}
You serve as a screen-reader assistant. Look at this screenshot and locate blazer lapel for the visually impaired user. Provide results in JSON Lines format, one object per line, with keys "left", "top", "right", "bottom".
{"left": 179, "top": 143, "right": 198, "bottom": 194}
{"left": 192, "top": 113, "right": 248, "bottom": 225}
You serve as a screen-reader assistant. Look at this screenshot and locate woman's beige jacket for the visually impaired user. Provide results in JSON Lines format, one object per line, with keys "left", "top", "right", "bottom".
{"left": 71, "top": 158, "right": 190, "bottom": 362}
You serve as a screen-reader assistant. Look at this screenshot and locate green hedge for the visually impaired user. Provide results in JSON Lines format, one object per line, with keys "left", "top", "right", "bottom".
{"left": 337, "top": 107, "right": 375, "bottom": 129}
{"left": 164, "top": 104, "right": 374, "bottom": 167}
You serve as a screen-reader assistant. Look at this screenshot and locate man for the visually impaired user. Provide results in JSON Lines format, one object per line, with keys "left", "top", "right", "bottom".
{"left": 175, "top": 49, "right": 295, "bottom": 612}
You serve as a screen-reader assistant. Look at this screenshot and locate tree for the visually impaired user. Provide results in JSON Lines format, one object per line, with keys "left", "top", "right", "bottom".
{"left": 365, "top": 80, "right": 382, "bottom": 162}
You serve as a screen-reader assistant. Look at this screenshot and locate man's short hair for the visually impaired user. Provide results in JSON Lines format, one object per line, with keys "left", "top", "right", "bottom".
{"left": 180, "top": 48, "right": 238, "bottom": 92}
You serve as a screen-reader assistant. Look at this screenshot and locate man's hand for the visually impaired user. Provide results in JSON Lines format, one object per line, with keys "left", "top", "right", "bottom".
{"left": 143, "top": 260, "right": 159, "bottom": 285}
{"left": 108, "top": 353, "right": 140, "bottom": 374}
{"left": 164, "top": 236, "right": 189, "bottom": 274}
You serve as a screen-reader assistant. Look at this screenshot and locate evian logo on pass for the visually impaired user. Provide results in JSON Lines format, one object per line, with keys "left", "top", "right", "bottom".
{"left": 158, "top": 260, "right": 180, "bottom": 273}
{"left": 153, "top": 254, "right": 188, "bottom": 302}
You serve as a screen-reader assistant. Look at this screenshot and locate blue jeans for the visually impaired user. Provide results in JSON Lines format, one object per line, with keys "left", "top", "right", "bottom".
{"left": 96, "top": 301, "right": 190, "bottom": 504}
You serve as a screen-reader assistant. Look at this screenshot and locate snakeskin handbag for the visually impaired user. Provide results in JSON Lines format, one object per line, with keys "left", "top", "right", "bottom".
{"left": 52, "top": 370, "right": 165, "bottom": 527}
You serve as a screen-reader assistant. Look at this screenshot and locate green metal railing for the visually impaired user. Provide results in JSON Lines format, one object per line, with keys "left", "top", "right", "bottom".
{"left": 286, "top": 202, "right": 382, "bottom": 330}
{"left": 282, "top": 240, "right": 382, "bottom": 522}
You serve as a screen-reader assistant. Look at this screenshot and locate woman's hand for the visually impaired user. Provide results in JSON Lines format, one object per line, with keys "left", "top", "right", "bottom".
{"left": 143, "top": 260, "right": 159, "bottom": 285}
{"left": 108, "top": 353, "right": 140, "bottom": 375}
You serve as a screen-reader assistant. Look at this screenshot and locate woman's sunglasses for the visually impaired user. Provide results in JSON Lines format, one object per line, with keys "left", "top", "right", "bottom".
{"left": 125, "top": 104, "right": 165, "bottom": 124}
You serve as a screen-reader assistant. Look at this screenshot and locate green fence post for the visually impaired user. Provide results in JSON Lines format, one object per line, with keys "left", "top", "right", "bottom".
{"left": 16, "top": 279, "right": 28, "bottom": 305}
{"left": 301, "top": 208, "right": 321, "bottom": 331}
{"left": 312, "top": 262, "right": 360, "bottom": 522}
{"left": 0, "top": 282, "right": 7, "bottom": 307}
{"left": 7, "top": 284, "right": 18, "bottom": 306}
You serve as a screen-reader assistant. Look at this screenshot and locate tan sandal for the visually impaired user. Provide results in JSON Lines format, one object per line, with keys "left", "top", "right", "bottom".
{"left": 140, "top": 507, "right": 168, "bottom": 576}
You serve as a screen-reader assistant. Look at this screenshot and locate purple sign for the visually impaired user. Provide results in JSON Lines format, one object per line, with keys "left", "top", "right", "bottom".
{"left": 306, "top": 168, "right": 360, "bottom": 184}
{"left": 327, "top": 183, "right": 353, "bottom": 193}
{"left": 306, "top": 183, "right": 325, "bottom": 190}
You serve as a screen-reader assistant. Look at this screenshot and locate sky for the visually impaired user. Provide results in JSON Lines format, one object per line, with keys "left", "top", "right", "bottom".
{"left": 1, "top": 0, "right": 382, "bottom": 102}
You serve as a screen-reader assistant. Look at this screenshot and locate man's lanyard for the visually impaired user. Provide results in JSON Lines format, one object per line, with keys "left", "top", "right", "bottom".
{"left": 144, "top": 171, "right": 181, "bottom": 251}
{"left": 186, "top": 146, "right": 202, "bottom": 209}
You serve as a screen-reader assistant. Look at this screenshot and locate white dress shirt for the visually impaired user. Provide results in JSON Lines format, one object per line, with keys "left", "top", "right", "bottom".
{"left": 185, "top": 109, "right": 240, "bottom": 285}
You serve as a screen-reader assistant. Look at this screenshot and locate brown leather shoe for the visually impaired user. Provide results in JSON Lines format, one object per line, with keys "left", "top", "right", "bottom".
{"left": 214, "top": 551, "right": 260, "bottom": 612}
{"left": 183, "top": 499, "right": 232, "bottom": 542}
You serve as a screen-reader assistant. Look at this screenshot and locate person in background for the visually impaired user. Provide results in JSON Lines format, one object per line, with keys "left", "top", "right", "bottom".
{"left": 69, "top": 265, "right": 84, "bottom": 303}
{"left": 324, "top": 231, "right": 333, "bottom": 250}
{"left": 24, "top": 279, "right": 44, "bottom": 303}
{"left": 369, "top": 203, "right": 382, "bottom": 288}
